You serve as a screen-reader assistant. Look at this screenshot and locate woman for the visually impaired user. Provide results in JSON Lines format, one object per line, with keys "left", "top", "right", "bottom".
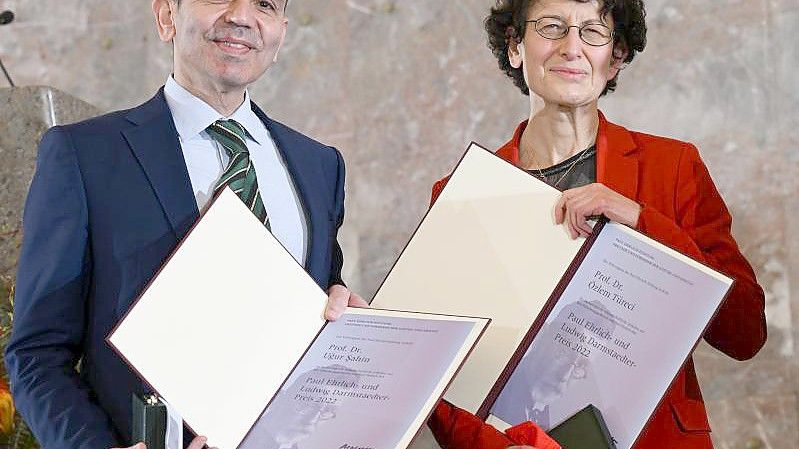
{"left": 427, "top": 0, "right": 767, "bottom": 448}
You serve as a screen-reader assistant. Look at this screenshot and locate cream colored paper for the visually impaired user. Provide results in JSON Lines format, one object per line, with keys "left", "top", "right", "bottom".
{"left": 371, "top": 143, "right": 584, "bottom": 413}
{"left": 109, "top": 188, "right": 329, "bottom": 449}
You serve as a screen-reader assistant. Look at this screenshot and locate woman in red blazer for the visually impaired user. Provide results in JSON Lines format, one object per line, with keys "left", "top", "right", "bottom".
{"left": 426, "top": 0, "right": 767, "bottom": 448}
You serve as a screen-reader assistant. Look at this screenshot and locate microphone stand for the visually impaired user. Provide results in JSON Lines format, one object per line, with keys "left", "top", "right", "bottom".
{"left": 0, "top": 10, "right": 16, "bottom": 87}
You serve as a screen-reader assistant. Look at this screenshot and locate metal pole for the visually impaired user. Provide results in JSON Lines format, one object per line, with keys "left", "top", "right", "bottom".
{"left": 0, "top": 10, "right": 15, "bottom": 87}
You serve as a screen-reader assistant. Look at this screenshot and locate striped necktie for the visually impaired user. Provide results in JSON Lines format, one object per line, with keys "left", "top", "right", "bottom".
{"left": 206, "top": 119, "right": 270, "bottom": 230}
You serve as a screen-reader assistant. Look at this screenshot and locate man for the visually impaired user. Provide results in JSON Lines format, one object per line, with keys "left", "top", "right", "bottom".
{"left": 4, "top": 1, "right": 366, "bottom": 448}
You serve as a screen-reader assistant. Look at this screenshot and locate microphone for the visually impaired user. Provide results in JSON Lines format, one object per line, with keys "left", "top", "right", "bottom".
{"left": 0, "top": 10, "right": 14, "bottom": 25}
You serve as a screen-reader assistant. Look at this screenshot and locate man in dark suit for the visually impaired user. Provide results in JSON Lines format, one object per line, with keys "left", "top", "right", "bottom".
{"left": 4, "top": 1, "right": 366, "bottom": 448}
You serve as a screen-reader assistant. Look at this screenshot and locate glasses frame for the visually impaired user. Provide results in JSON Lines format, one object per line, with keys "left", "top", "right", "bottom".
{"left": 525, "top": 16, "right": 614, "bottom": 47}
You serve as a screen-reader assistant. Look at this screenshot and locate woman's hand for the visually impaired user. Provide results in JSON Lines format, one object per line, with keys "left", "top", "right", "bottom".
{"left": 554, "top": 183, "right": 641, "bottom": 239}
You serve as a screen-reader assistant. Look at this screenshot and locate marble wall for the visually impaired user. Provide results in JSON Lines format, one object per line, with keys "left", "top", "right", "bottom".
{"left": 0, "top": 86, "right": 99, "bottom": 281}
{"left": 0, "top": 0, "right": 796, "bottom": 448}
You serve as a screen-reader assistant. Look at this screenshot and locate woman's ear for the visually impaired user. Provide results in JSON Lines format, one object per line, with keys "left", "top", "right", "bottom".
{"left": 508, "top": 31, "right": 524, "bottom": 69}
{"left": 608, "top": 42, "right": 629, "bottom": 79}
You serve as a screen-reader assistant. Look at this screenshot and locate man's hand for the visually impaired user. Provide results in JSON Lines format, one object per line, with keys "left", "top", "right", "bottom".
{"left": 112, "top": 436, "right": 213, "bottom": 449}
{"left": 554, "top": 183, "right": 641, "bottom": 239}
{"left": 325, "top": 284, "right": 369, "bottom": 321}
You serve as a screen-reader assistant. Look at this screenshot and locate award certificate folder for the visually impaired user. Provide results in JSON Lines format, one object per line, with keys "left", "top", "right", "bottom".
{"left": 371, "top": 143, "right": 584, "bottom": 413}
{"left": 370, "top": 143, "right": 732, "bottom": 449}
{"left": 485, "top": 219, "right": 731, "bottom": 449}
{"left": 108, "top": 188, "right": 489, "bottom": 449}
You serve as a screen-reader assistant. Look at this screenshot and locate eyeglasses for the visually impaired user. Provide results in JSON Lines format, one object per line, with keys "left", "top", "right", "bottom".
{"left": 526, "top": 16, "right": 614, "bottom": 47}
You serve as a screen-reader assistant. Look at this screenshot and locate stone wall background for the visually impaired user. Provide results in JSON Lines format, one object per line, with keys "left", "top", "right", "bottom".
{"left": 0, "top": 0, "right": 796, "bottom": 448}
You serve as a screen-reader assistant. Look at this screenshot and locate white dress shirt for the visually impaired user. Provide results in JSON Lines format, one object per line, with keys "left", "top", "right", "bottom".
{"left": 163, "top": 76, "right": 308, "bottom": 264}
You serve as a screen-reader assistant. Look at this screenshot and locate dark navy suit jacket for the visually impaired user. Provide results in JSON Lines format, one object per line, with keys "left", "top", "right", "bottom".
{"left": 4, "top": 89, "right": 347, "bottom": 449}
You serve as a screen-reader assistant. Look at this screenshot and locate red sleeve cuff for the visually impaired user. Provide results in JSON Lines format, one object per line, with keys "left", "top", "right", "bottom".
{"left": 506, "top": 421, "right": 562, "bottom": 449}
{"left": 429, "top": 401, "right": 513, "bottom": 449}
{"left": 429, "top": 401, "right": 561, "bottom": 449}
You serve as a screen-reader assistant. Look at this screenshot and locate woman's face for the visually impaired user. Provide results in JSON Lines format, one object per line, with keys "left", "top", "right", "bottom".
{"left": 509, "top": 0, "right": 624, "bottom": 108}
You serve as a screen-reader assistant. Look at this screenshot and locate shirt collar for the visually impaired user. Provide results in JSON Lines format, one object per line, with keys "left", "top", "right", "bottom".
{"left": 164, "top": 76, "right": 265, "bottom": 144}
{"left": 229, "top": 95, "right": 270, "bottom": 146}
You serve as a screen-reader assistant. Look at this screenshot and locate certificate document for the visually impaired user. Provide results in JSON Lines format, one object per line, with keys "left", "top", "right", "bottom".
{"left": 108, "top": 189, "right": 488, "bottom": 449}
{"left": 486, "top": 220, "right": 732, "bottom": 449}
{"left": 240, "top": 308, "right": 488, "bottom": 449}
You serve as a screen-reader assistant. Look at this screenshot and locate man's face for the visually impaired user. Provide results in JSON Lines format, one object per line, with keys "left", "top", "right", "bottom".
{"left": 156, "top": 0, "right": 288, "bottom": 91}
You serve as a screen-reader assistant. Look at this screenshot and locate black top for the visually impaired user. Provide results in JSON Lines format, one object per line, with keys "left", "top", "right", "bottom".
{"left": 526, "top": 145, "right": 597, "bottom": 190}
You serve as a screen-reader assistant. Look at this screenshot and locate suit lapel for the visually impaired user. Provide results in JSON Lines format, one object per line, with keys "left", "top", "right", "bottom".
{"left": 251, "top": 103, "right": 326, "bottom": 275}
{"left": 122, "top": 89, "right": 199, "bottom": 239}
{"left": 596, "top": 112, "right": 640, "bottom": 200}
{"left": 121, "top": 93, "right": 327, "bottom": 279}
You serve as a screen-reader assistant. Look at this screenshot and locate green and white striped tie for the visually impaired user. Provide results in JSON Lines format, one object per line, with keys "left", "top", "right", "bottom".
{"left": 206, "top": 119, "right": 270, "bottom": 230}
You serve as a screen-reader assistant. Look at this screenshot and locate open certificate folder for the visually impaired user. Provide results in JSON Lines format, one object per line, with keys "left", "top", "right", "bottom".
{"left": 484, "top": 219, "right": 731, "bottom": 449}
{"left": 107, "top": 189, "right": 489, "bottom": 449}
{"left": 371, "top": 144, "right": 732, "bottom": 449}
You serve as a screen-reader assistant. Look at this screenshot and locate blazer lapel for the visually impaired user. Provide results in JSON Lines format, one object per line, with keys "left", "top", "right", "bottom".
{"left": 122, "top": 89, "right": 199, "bottom": 239}
{"left": 251, "top": 104, "right": 326, "bottom": 276}
{"left": 596, "top": 112, "right": 640, "bottom": 200}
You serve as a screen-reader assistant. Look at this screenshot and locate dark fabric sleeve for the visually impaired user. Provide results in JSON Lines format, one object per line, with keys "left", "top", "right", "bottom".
{"left": 4, "top": 127, "right": 120, "bottom": 449}
{"left": 327, "top": 147, "right": 346, "bottom": 289}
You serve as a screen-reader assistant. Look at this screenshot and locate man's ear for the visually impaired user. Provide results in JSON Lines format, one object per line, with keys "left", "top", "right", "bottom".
{"left": 608, "top": 43, "right": 629, "bottom": 79}
{"left": 272, "top": 17, "right": 289, "bottom": 63}
{"left": 152, "top": 0, "right": 178, "bottom": 43}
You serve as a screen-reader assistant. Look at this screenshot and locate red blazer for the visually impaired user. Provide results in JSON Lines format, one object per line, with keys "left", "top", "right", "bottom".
{"left": 428, "top": 113, "right": 767, "bottom": 449}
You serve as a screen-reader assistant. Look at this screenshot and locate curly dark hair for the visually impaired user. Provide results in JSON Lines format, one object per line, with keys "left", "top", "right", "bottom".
{"left": 485, "top": 0, "right": 646, "bottom": 96}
